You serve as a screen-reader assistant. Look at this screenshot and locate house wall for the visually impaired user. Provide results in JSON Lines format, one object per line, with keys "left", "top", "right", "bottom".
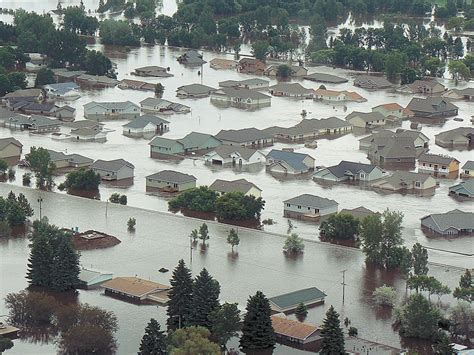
{"left": 284, "top": 202, "right": 337, "bottom": 217}
{"left": 85, "top": 105, "right": 140, "bottom": 120}
{"left": 313, "top": 169, "right": 339, "bottom": 182}
{"left": 366, "top": 168, "right": 385, "bottom": 181}
{"left": 302, "top": 156, "right": 315, "bottom": 170}
{"left": 246, "top": 186, "right": 262, "bottom": 198}
{"left": 52, "top": 159, "right": 71, "bottom": 169}
{"left": 268, "top": 163, "right": 297, "bottom": 174}
{"left": 116, "top": 166, "right": 134, "bottom": 180}
{"left": 146, "top": 178, "right": 196, "bottom": 191}
{"left": 0, "top": 144, "right": 22, "bottom": 159}
{"left": 150, "top": 143, "right": 184, "bottom": 156}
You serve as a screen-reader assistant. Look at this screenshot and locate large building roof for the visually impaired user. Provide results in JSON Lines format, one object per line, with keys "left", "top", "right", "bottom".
{"left": 102, "top": 277, "right": 169, "bottom": 297}
{"left": 43, "top": 82, "right": 79, "bottom": 95}
{"left": 215, "top": 128, "right": 271, "bottom": 143}
{"left": 304, "top": 72, "right": 348, "bottom": 83}
{"left": 283, "top": 194, "right": 337, "bottom": 209}
{"left": 421, "top": 210, "right": 474, "bottom": 233}
{"left": 3, "top": 88, "right": 42, "bottom": 98}
{"left": 435, "top": 127, "right": 474, "bottom": 142}
{"left": 209, "top": 178, "right": 261, "bottom": 195}
{"left": 269, "top": 287, "right": 327, "bottom": 310}
{"left": 146, "top": 170, "right": 196, "bottom": 183}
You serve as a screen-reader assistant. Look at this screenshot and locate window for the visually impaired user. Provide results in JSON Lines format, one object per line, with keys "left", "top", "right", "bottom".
{"left": 286, "top": 203, "right": 290, "bottom": 207}
{"left": 442, "top": 166, "right": 446, "bottom": 169}
{"left": 415, "top": 181, "right": 421, "bottom": 188}
{"left": 308, "top": 207, "right": 311, "bottom": 210}
{"left": 297, "top": 205, "right": 301, "bottom": 209}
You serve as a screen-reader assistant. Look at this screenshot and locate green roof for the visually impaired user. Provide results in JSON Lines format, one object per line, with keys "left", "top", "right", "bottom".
{"left": 177, "top": 132, "right": 219, "bottom": 150}
{"left": 269, "top": 287, "right": 326, "bottom": 309}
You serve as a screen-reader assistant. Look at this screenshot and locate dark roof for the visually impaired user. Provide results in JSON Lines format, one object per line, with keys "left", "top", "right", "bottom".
{"left": 418, "top": 153, "right": 459, "bottom": 165}
{"left": 421, "top": 210, "right": 474, "bottom": 233}
{"left": 146, "top": 170, "right": 196, "bottom": 183}
{"left": 209, "top": 178, "right": 261, "bottom": 194}
{"left": 449, "top": 179, "right": 474, "bottom": 196}
{"left": 462, "top": 161, "right": 474, "bottom": 170}
{"left": 407, "top": 97, "right": 458, "bottom": 114}
{"left": 91, "top": 159, "right": 134, "bottom": 172}
{"left": 267, "top": 149, "right": 313, "bottom": 171}
{"left": 211, "top": 144, "right": 259, "bottom": 160}
{"left": 354, "top": 75, "right": 392, "bottom": 88}
{"left": 304, "top": 72, "right": 348, "bottom": 83}
{"left": 326, "top": 160, "right": 379, "bottom": 178}
{"left": 283, "top": 194, "right": 337, "bottom": 209}
{"left": 269, "top": 287, "right": 327, "bottom": 309}
{"left": 177, "top": 132, "right": 219, "bottom": 150}
{"left": 122, "top": 115, "right": 169, "bottom": 129}
{"left": 176, "top": 84, "right": 216, "bottom": 95}
{"left": 268, "top": 83, "right": 313, "bottom": 95}
{"left": 178, "top": 50, "right": 206, "bottom": 65}
{"left": 215, "top": 128, "right": 272, "bottom": 143}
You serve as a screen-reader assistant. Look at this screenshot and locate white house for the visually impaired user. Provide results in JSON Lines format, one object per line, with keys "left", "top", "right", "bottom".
{"left": 283, "top": 194, "right": 338, "bottom": 220}
{"left": 209, "top": 178, "right": 262, "bottom": 198}
{"left": 266, "top": 149, "right": 315, "bottom": 175}
{"left": 43, "top": 82, "right": 81, "bottom": 100}
{"left": 210, "top": 87, "right": 271, "bottom": 109}
{"left": 203, "top": 145, "right": 265, "bottom": 167}
{"left": 84, "top": 101, "right": 140, "bottom": 120}
{"left": 90, "top": 159, "right": 135, "bottom": 181}
{"left": 345, "top": 111, "right": 387, "bottom": 128}
{"left": 314, "top": 88, "right": 366, "bottom": 103}
{"left": 70, "top": 128, "right": 107, "bottom": 143}
{"left": 122, "top": 115, "right": 169, "bottom": 138}
{"left": 140, "top": 97, "right": 190, "bottom": 114}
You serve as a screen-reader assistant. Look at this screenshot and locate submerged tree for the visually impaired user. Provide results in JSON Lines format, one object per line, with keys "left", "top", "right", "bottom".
{"left": 226, "top": 228, "right": 240, "bottom": 252}
{"left": 166, "top": 259, "right": 193, "bottom": 330}
{"left": 283, "top": 233, "right": 305, "bottom": 255}
{"left": 189, "top": 268, "right": 221, "bottom": 330}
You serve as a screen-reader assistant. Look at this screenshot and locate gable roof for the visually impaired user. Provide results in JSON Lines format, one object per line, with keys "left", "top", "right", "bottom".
{"left": 140, "top": 97, "right": 173, "bottom": 106}
{"left": 380, "top": 171, "right": 433, "bottom": 186}
{"left": 269, "top": 287, "right": 327, "bottom": 309}
{"left": 283, "top": 194, "right": 337, "bottom": 209}
{"left": 3, "top": 88, "right": 42, "bottom": 98}
{"left": 271, "top": 315, "right": 319, "bottom": 341}
{"left": 418, "top": 153, "right": 459, "bottom": 165}
{"left": 449, "top": 179, "right": 474, "bottom": 195}
{"left": 149, "top": 136, "right": 182, "bottom": 149}
{"left": 211, "top": 144, "right": 259, "bottom": 160}
{"left": 354, "top": 75, "right": 392, "bottom": 88}
{"left": 43, "top": 82, "right": 79, "bottom": 95}
{"left": 213, "top": 87, "right": 270, "bottom": 100}
{"left": 177, "top": 132, "right": 218, "bottom": 150}
{"left": 325, "top": 160, "right": 379, "bottom": 178}
{"left": 70, "top": 128, "right": 103, "bottom": 137}
{"left": 462, "top": 161, "right": 474, "bottom": 170}
{"left": 64, "top": 119, "right": 104, "bottom": 130}
{"left": 304, "top": 72, "right": 348, "bottom": 83}
{"left": 84, "top": 101, "right": 138, "bottom": 111}
{"left": 374, "top": 103, "right": 404, "bottom": 111}
{"left": 0, "top": 137, "right": 22, "bottom": 150}
{"left": 79, "top": 268, "right": 113, "bottom": 284}
{"left": 267, "top": 149, "right": 313, "bottom": 171}
{"left": 176, "top": 83, "right": 216, "bottom": 95}
{"left": 407, "top": 97, "right": 458, "bottom": 114}
{"left": 346, "top": 111, "right": 386, "bottom": 123}
{"left": 269, "top": 83, "right": 314, "bottom": 95}
{"left": 209, "top": 178, "right": 261, "bottom": 194}
{"left": 421, "top": 210, "right": 474, "bottom": 232}
{"left": 435, "top": 127, "right": 474, "bottom": 141}
{"left": 146, "top": 170, "right": 196, "bottom": 183}
{"left": 219, "top": 78, "right": 269, "bottom": 87}
{"left": 409, "top": 79, "right": 444, "bottom": 89}
{"left": 215, "top": 128, "right": 272, "bottom": 143}
{"left": 102, "top": 277, "right": 169, "bottom": 297}
{"left": 91, "top": 159, "right": 134, "bottom": 172}
{"left": 178, "top": 50, "right": 206, "bottom": 65}
{"left": 122, "top": 115, "right": 169, "bottom": 129}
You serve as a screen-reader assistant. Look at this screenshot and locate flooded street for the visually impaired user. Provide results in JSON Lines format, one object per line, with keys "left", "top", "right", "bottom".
{"left": 0, "top": 184, "right": 466, "bottom": 354}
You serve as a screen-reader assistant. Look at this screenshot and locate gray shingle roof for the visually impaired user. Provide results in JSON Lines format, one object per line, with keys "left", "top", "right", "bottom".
{"left": 378, "top": 137, "right": 416, "bottom": 159}
{"left": 76, "top": 74, "right": 119, "bottom": 85}
{"left": 449, "top": 179, "right": 474, "bottom": 196}
{"left": 0, "top": 137, "right": 22, "bottom": 150}
{"left": 435, "top": 127, "right": 474, "bottom": 142}
{"left": 212, "top": 144, "right": 259, "bottom": 160}
{"left": 122, "top": 115, "right": 169, "bottom": 129}
{"left": 43, "top": 82, "right": 79, "bottom": 95}
{"left": 326, "top": 160, "right": 378, "bottom": 178}
{"left": 209, "top": 178, "right": 261, "bottom": 194}
{"left": 177, "top": 84, "right": 216, "bottom": 95}
{"left": 178, "top": 50, "right": 206, "bottom": 65}
{"left": 146, "top": 170, "right": 196, "bottom": 184}
{"left": 421, "top": 210, "right": 474, "bottom": 233}
{"left": 84, "top": 101, "right": 138, "bottom": 111}
{"left": 407, "top": 97, "right": 458, "bottom": 114}
{"left": 140, "top": 97, "right": 172, "bottom": 106}
{"left": 269, "top": 287, "right": 327, "bottom": 309}
{"left": 3, "top": 88, "right": 42, "bottom": 98}
{"left": 177, "top": 132, "right": 218, "bottom": 150}
{"left": 354, "top": 75, "right": 392, "bottom": 88}
{"left": 380, "top": 171, "right": 432, "bottom": 185}
{"left": 215, "top": 128, "right": 272, "bottom": 143}
{"left": 462, "top": 161, "right": 474, "bottom": 170}
{"left": 71, "top": 128, "right": 102, "bottom": 136}
{"left": 148, "top": 136, "right": 180, "bottom": 148}
{"left": 267, "top": 149, "right": 313, "bottom": 171}
{"left": 64, "top": 120, "right": 103, "bottom": 129}
{"left": 214, "top": 87, "right": 270, "bottom": 100}
{"left": 346, "top": 111, "right": 386, "bottom": 123}
{"left": 91, "top": 159, "right": 134, "bottom": 172}
{"left": 418, "top": 153, "right": 458, "bottom": 165}
{"left": 284, "top": 194, "right": 337, "bottom": 208}
{"left": 304, "top": 72, "right": 348, "bottom": 83}
{"left": 269, "top": 83, "right": 314, "bottom": 95}
{"left": 219, "top": 78, "right": 269, "bottom": 88}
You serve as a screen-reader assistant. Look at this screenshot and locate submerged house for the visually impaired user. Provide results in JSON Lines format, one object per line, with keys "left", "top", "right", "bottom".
{"left": 219, "top": 78, "right": 269, "bottom": 90}
{"left": 209, "top": 178, "right": 262, "bottom": 198}
{"left": 4, "top": 114, "right": 60, "bottom": 133}
{"left": 269, "top": 287, "right": 327, "bottom": 313}
{"left": 284, "top": 194, "right": 338, "bottom": 220}
{"left": 140, "top": 97, "right": 190, "bottom": 114}
{"left": 345, "top": 111, "right": 387, "bottom": 129}
{"left": 417, "top": 153, "right": 460, "bottom": 178}
{"left": 435, "top": 127, "right": 474, "bottom": 149}
{"left": 461, "top": 161, "right": 474, "bottom": 178}
{"left": 203, "top": 145, "right": 265, "bottom": 167}
{"left": 407, "top": 97, "right": 458, "bottom": 118}
{"left": 398, "top": 79, "right": 445, "bottom": 95}
{"left": 102, "top": 277, "right": 170, "bottom": 304}
{"left": 353, "top": 75, "right": 392, "bottom": 90}
{"left": 43, "top": 82, "right": 80, "bottom": 99}
{"left": 146, "top": 170, "right": 197, "bottom": 192}
{"left": 133, "top": 66, "right": 173, "bottom": 78}
{"left": 149, "top": 132, "right": 221, "bottom": 158}
{"left": 268, "top": 83, "right": 315, "bottom": 99}
{"left": 370, "top": 171, "right": 437, "bottom": 192}
{"left": 271, "top": 315, "right": 321, "bottom": 345}
{"left": 0, "top": 137, "right": 22, "bottom": 159}
{"left": 237, "top": 58, "right": 266, "bottom": 74}
{"left": 215, "top": 128, "right": 273, "bottom": 148}
{"left": 264, "top": 64, "right": 308, "bottom": 77}
{"left": 420, "top": 210, "right": 474, "bottom": 237}
{"left": 90, "top": 159, "right": 135, "bottom": 181}
{"left": 78, "top": 268, "right": 113, "bottom": 289}
{"left": 313, "top": 88, "right": 366, "bottom": 103}
{"left": 366, "top": 134, "right": 417, "bottom": 167}
{"left": 209, "top": 58, "right": 238, "bottom": 70}
{"left": 313, "top": 161, "right": 384, "bottom": 183}
{"left": 442, "top": 87, "right": 474, "bottom": 101}
{"left": 449, "top": 179, "right": 474, "bottom": 198}
{"left": 304, "top": 72, "right": 348, "bottom": 84}
{"left": 122, "top": 115, "right": 169, "bottom": 138}
{"left": 84, "top": 101, "right": 140, "bottom": 120}
{"left": 177, "top": 50, "right": 206, "bottom": 66}
{"left": 372, "top": 103, "right": 413, "bottom": 121}
{"left": 266, "top": 149, "right": 315, "bottom": 175}
{"left": 176, "top": 84, "right": 217, "bottom": 98}
{"left": 210, "top": 87, "right": 271, "bottom": 109}
{"left": 118, "top": 79, "right": 155, "bottom": 91}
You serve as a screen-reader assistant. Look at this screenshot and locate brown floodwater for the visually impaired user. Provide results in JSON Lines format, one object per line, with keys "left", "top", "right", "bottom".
{"left": 0, "top": 184, "right": 468, "bottom": 354}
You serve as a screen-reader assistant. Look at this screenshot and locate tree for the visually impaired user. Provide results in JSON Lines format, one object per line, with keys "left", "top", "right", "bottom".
{"left": 295, "top": 302, "right": 308, "bottom": 321}
{"left": 240, "top": 291, "right": 275, "bottom": 352}
{"left": 167, "top": 326, "right": 220, "bottom": 355}
{"left": 25, "top": 147, "right": 55, "bottom": 190}
{"left": 198, "top": 223, "right": 210, "bottom": 245}
{"left": 26, "top": 227, "right": 53, "bottom": 287}
{"left": 0, "top": 160, "right": 8, "bottom": 174}
{"left": 168, "top": 187, "right": 218, "bottom": 212}
{"left": 167, "top": 259, "right": 193, "bottom": 330}
{"left": 138, "top": 318, "right": 167, "bottom": 355}
{"left": 99, "top": 19, "right": 140, "bottom": 46}
{"left": 189, "top": 229, "right": 198, "bottom": 243}
{"left": 155, "top": 83, "right": 164, "bottom": 96}
{"left": 189, "top": 268, "right": 220, "bottom": 330}
{"left": 396, "top": 294, "right": 441, "bottom": 339}
{"left": 283, "top": 233, "right": 305, "bottom": 255}
{"left": 209, "top": 303, "right": 241, "bottom": 351}
{"left": 8, "top": 72, "right": 27, "bottom": 90}
{"left": 448, "top": 60, "right": 471, "bottom": 82}
{"left": 0, "top": 75, "right": 12, "bottom": 96}
{"left": 226, "top": 228, "right": 239, "bottom": 252}
{"left": 433, "top": 333, "right": 455, "bottom": 355}
{"left": 82, "top": 49, "right": 112, "bottom": 76}
{"left": 385, "top": 51, "right": 407, "bottom": 81}
{"left": 34, "top": 68, "right": 55, "bottom": 87}
{"left": 320, "top": 305, "right": 345, "bottom": 354}
{"left": 127, "top": 217, "right": 136, "bottom": 230}
{"left": 449, "top": 301, "right": 474, "bottom": 340}
{"left": 4, "top": 290, "right": 56, "bottom": 327}
{"left": 319, "top": 213, "right": 360, "bottom": 239}
{"left": 59, "top": 168, "right": 101, "bottom": 191}
{"left": 453, "top": 269, "right": 473, "bottom": 303}
{"left": 251, "top": 40, "right": 269, "bottom": 61}
{"left": 276, "top": 64, "right": 292, "bottom": 78}
{"left": 0, "top": 336, "right": 13, "bottom": 353}
{"left": 50, "top": 233, "right": 80, "bottom": 291}
{"left": 216, "top": 192, "right": 265, "bottom": 221}
{"left": 372, "top": 285, "right": 397, "bottom": 307}
{"left": 412, "top": 243, "right": 428, "bottom": 275}
{"left": 119, "top": 195, "right": 127, "bottom": 205}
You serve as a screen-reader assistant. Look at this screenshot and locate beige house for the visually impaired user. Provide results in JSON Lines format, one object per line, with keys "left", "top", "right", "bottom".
{"left": 345, "top": 111, "right": 387, "bottom": 128}
{"left": 209, "top": 178, "right": 262, "bottom": 198}
{"left": 372, "top": 103, "right": 413, "bottom": 120}
{"left": 0, "top": 137, "right": 22, "bottom": 159}
{"left": 314, "top": 88, "right": 366, "bottom": 103}
{"left": 146, "top": 170, "right": 196, "bottom": 192}
{"left": 370, "top": 171, "right": 437, "bottom": 192}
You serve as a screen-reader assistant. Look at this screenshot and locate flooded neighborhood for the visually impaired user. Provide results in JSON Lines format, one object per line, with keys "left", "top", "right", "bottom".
{"left": 0, "top": 0, "right": 473, "bottom": 354}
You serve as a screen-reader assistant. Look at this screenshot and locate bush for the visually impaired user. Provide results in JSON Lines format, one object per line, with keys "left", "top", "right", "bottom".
{"left": 7, "top": 168, "right": 15, "bottom": 181}
{"left": 395, "top": 294, "right": 441, "bottom": 339}
{"left": 61, "top": 168, "right": 101, "bottom": 191}
{"left": 216, "top": 192, "right": 265, "bottom": 221}
{"left": 283, "top": 233, "right": 305, "bottom": 255}
{"left": 373, "top": 285, "right": 397, "bottom": 307}
{"left": 319, "top": 213, "right": 360, "bottom": 239}
{"left": 119, "top": 195, "right": 127, "bottom": 205}
{"left": 109, "top": 193, "right": 127, "bottom": 205}
{"left": 348, "top": 327, "right": 358, "bottom": 336}
{"left": 168, "top": 186, "right": 217, "bottom": 212}
{"left": 127, "top": 217, "right": 136, "bottom": 230}
{"left": 22, "top": 173, "right": 32, "bottom": 186}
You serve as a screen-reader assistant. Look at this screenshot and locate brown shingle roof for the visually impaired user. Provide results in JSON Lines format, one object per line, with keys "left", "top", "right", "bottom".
{"left": 102, "top": 277, "right": 169, "bottom": 297}
{"left": 271, "top": 315, "right": 319, "bottom": 341}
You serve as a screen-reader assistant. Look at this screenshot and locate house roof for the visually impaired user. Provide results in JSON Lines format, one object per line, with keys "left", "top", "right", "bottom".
{"left": 84, "top": 101, "right": 138, "bottom": 111}
{"left": 271, "top": 315, "right": 319, "bottom": 341}
{"left": 102, "top": 277, "right": 169, "bottom": 297}
{"left": 354, "top": 75, "right": 392, "bottom": 88}
{"left": 269, "top": 287, "right": 327, "bottom": 309}
{"left": 409, "top": 79, "right": 444, "bottom": 89}
{"left": 462, "top": 160, "right": 474, "bottom": 170}
{"left": 379, "top": 171, "right": 433, "bottom": 186}
{"left": 346, "top": 111, "right": 386, "bottom": 123}
{"left": 325, "top": 160, "right": 379, "bottom": 178}
{"left": 449, "top": 179, "right": 474, "bottom": 195}
{"left": 219, "top": 78, "right": 269, "bottom": 87}
{"left": 267, "top": 149, "right": 313, "bottom": 171}
{"left": 418, "top": 153, "right": 459, "bottom": 165}
{"left": 64, "top": 119, "right": 103, "bottom": 129}
{"left": 211, "top": 144, "right": 259, "bottom": 160}
{"left": 56, "top": 105, "right": 75, "bottom": 113}
{"left": 215, "top": 128, "right": 271, "bottom": 143}
{"left": 209, "top": 178, "right": 261, "bottom": 194}
{"left": 146, "top": 170, "right": 196, "bottom": 183}
{"left": 19, "top": 102, "right": 57, "bottom": 112}
{"left": 79, "top": 268, "right": 112, "bottom": 284}
{"left": 177, "top": 132, "right": 218, "bottom": 150}
{"left": 435, "top": 127, "right": 474, "bottom": 142}
{"left": 91, "top": 159, "right": 134, "bottom": 172}
{"left": 140, "top": 97, "right": 173, "bottom": 106}
{"left": 0, "top": 137, "right": 22, "bottom": 150}
{"left": 214, "top": 87, "right": 271, "bottom": 100}
{"left": 71, "top": 128, "right": 103, "bottom": 137}
{"left": 52, "top": 69, "right": 86, "bottom": 78}
{"left": 119, "top": 79, "right": 154, "bottom": 87}
{"left": 421, "top": 210, "right": 474, "bottom": 232}
{"left": 3, "top": 88, "right": 42, "bottom": 98}
{"left": 28, "top": 115, "right": 60, "bottom": 127}
{"left": 269, "top": 83, "right": 313, "bottom": 95}
{"left": 209, "top": 58, "right": 237, "bottom": 68}
{"left": 176, "top": 83, "right": 216, "bottom": 95}
{"left": 135, "top": 65, "right": 167, "bottom": 72}
{"left": 265, "top": 117, "right": 351, "bottom": 137}
{"left": 340, "top": 206, "right": 379, "bottom": 219}
{"left": 122, "top": 115, "right": 169, "bottom": 129}
{"left": 149, "top": 136, "right": 181, "bottom": 148}
{"left": 283, "top": 194, "right": 337, "bottom": 209}
{"left": 374, "top": 103, "right": 404, "bottom": 111}
{"left": 452, "top": 87, "right": 474, "bottom": 96}
{"left": 304, "top": 72, "right": 348, "bottom": 83}
{"left": 67, "top": 153, "right": 94, "bottom": 165}
{"left": 407, "top": 97, "right": 458, "bottom": 114}
{"left": 178, "top": 50, "right": 206, "bottom": 65}
{"left": 76, "top": 74, "right": 119, "bottom": 85}
{"left": 43, "top": 82, "right": 79, "bottom": 95}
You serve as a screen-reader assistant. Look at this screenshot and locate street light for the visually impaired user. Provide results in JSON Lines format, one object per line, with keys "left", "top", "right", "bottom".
{"left": 37, "top": 196, "right": 43, "bottom": 220}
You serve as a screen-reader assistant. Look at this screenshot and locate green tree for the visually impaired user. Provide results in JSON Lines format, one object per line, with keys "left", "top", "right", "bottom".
{"left": 167, "top": 259, "right": 193, "bottom": 330}
{"left": 453, "top": 269, "right": 473, "bottom": 303}
{"left": 276, "top": 64, "right": 291, "bottom": 78}
{"left": 7, "top": 72, "right": 27, "bottom": 89}
{"left": 199, "top": 223, "right": 210, "bottom": 244}
{"left": 189, "top": 229, "right": 198, "bottom": 243}
{"left": 167, "top": 326, "right": 220, "bottom": 355}
{"left": 251, "top": 40, "right": 269, "bottom": 61}
{"left": 168, "top": 186, "right": 218, "bottom": 213}
{"left": 385, "top": 51, "right": 407, "bottom": 81}
{"left": 216, "top": 192, "right": 265, "bottom": 221}
{"left": 189, "top": 268, "right": 221, "bottom": 330}
{"left": 412, "top": 243, "right": 428, "bottom": 276}
{"left": 0, "top": 75, "right": 12, "bottom": 96}
{"left": 26, "top": 226, "right": 53, "bottom": 287}
{"left": 319, "top": 213, "right": 360, "bottom": 239}
{"left": 155, "top": 83, "right": 164, "bottom": 96}
{"left": 283, "top": 233, "right": 305, "bottom": 255}
{"left": 433, "top": 333, "right": 455, "bottom": 355}
{"left": 295, "top": 302, "right": 308, "bottom": 320}
{"left": 25, "top": 147, "right": 56, "bottom": 190}
{"left": 372, "top": 285, "right": 397, "bottom": 307}
{"left": 240, "top": 291, "right": 275, "bottom": 352}
{"left": 0, "top": 160, "right": 8, "bottom": 174}
{"left": 226, "top": 228, "right": 240, "bottom": 252}
{"left": 209, "top": 303, "right": 241, "bottom": 351}
{"left": 396, "top": 294, "right": 441, "bottom": 339}
{"left": 449, "top": 301, "right": 474, "bottom": 340}
{"left": 0, "top": 335, "right": 13, "bottom": 353}
{"left": 448, "top": 60, "right": 471, "bottom": 82}
{"left": 34, "top": 68, "right": 55, "bottom": 87}
{"left": 82, "top": 50, "right": 112, "bottom": 76}
{"left": 50, "top": 230, "right": 80, "bottom": 291}
{"left": 60, "top": 168, "right": 101, "bottom": 191}
{"left": 99, "top": 19, "right": 140, "bottom": 46}
{"left": 138, "top": 318, "right": 167, "bottom": 355}
{"left": 320, "top": 305, "right": 345, "bottom": 354}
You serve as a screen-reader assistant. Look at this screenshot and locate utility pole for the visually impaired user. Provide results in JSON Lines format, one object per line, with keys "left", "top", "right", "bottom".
{"left": 37, "top": 196, "right": 43, "bottom": 220}
{"left": 189, "top": 234, "right": 193, "bottom": 265}
{"left": 341, "top": 269, "right": 347, "bottom": 304}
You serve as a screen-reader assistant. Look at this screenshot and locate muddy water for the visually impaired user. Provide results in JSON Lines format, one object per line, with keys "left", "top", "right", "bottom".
{"left": 2, "top": 42, "right": 473, "bottom": 267}
{"left": 0, "top": 184, "right": 466, "bottom": 354}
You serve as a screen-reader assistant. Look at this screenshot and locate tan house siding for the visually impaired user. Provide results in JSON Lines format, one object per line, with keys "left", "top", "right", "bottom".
{"left": 0, "top": 143, "right": 22, "bottom": 159}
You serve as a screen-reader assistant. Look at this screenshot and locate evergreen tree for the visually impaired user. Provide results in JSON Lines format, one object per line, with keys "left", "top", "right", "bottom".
{"left": 227, "top": 228, "right": 240, "bottom": 252}
{"left": 189, "top": 268, "right": 221, "bottom": 329}
{"left": 26, "top": 230, "right": 53, "bottom": 287}
{"left": 209, "top": 303, "right": 241, "bottom": 351}
{"left": 412, "top": 243, "right": 428, "bottom": 275}
{"left": 240, "top": 291, "right": 275, "bottom": 352}
{"left": 295, "top": 302, "right": 308, "bottom": 320}
{"left": 166, "top": 259, "right": 193, "bottom": 330}
{"left": 397, "top": 294, "right": 441, "bottom": 339}
{"left": 320, "top": 306, "right": 345, "bottom": 355}
{"left": 433, "top": 333, "right": 455, "bottom": 354}
{"left": 138, "top": 318, "right": 167, "bottom": 355}
{"left": 50, "top": 234, "right": 80, "bottom": 291}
